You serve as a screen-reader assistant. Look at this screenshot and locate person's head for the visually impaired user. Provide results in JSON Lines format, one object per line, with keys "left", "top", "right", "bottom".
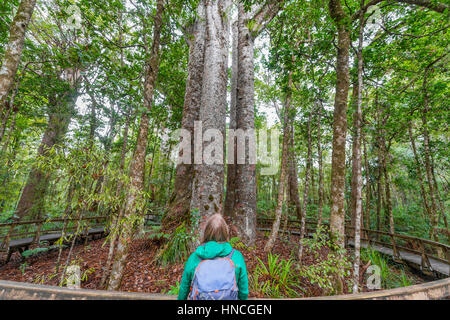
{"left": 202, "top": 213, "right": 229, "bottom": 243}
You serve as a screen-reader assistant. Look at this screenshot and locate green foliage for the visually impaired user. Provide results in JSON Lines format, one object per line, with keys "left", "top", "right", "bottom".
{"left": 229, "top": 236, "right": 249, "bottom": 251}
{"left": 21, "top": 246, "right": 57, "bottom": 258}
{"left": 297, "top": 226, "right": 352, "bottom": 295}
{"left": 167, "top": 281, "right": 180, "bottom": 295}
{"left": 154, "top": 209, "right": 200, "bottom": 266}
{"left": 19, "top": 262, "right": 28, "bottom": 275}
{"left": 250, "top": 253, "right": 304, "bottom": 298}
{"left": 361, "top": 247, "right": 415, "bottom": 289}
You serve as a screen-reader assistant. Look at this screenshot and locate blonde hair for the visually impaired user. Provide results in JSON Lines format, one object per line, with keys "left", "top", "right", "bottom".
{"left": 202, "top": 214, "right": 229, "bottom": 243}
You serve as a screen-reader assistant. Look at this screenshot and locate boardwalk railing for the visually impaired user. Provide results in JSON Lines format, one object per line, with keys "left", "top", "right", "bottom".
{"left": 257, "top": 217, "right": 450, "bottom": 276}
{"left": 0, "top": 215, "right": 109, "bottom": 262}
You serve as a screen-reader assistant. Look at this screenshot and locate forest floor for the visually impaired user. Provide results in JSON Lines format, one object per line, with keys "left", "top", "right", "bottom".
{"left": 0, "top": 231, "right": 426, "bottom": 298}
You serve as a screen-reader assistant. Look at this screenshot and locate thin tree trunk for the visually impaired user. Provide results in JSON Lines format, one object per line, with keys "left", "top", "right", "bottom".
{"left": 351, "top": 6, "right": 364, "bottom": 291}
{"left": 317, "top": 102, "right": 324, "bottom": 228}
{"left": 298, "top": 111, "right": 313, "bottom": 262}
{"left": 107, "top": 0, "right": 163, "bottom": 290}
{"left": 288, "top": 126, "right": 302, "bottom": 221}
{"left": 0, "top": 0, "right": 37, "bottom": 113}
{"left": 362, "top": 132, "right": 371, "bottom": 230}
{"left": 421, "top": 77, "right": 443, "bottom": 251}
{"left": 264, "top": 105, "right": 289, "bottom": 253}
{"left": 408, "top": 122, "right": 433, "bottom": 225}
{"left": 224, "top": 19, "right": 238, "bottom": 218}
{"left": 328, "top": 0, "right": 351, "bottom": 250}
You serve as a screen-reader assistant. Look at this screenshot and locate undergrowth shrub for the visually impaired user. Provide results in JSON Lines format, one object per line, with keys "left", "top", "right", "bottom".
{"left": 250, "top": 253, "right": 304, "bottom": 298}
{"left": 297, "top": 226, "right": 352, "bottom": 295}
{"left": 153, "top": 209, "right": 200, "bottom": 266}
{"left": 361, "top": 247, "right": 414, "bottom": 289}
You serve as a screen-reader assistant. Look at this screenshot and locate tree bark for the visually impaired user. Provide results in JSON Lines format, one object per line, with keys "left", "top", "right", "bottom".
{"left": 162, "top": 3, "right": 206, "bottom": 232}
{"left": 328, "top": 0, "right": 351, "bottom": 249}
{"left": 0, "top": 0, "right": 37, "bottom": 114}
{"left": 224, "top": 20, "right": 238, "bottom": 218}
{"left": 298, "top": 110, "right": 313, "bottom": 261}
{"left": 107, "top": 0, "right": 163, "bottom": 290}
{"left": 190, "top": 0, "right": 231, "bottom": 243}
{"left": 288, "top": 126, "right": 302, "bottom": 221}
{"left": 264, "top": 100, "right": 290, "bottom": 253}
{"left": 317, "top": 102, "right": 324, "bottom": 228}
{"left": 421, "top": 77, "right": 442, "bottom": 246}
{"left": 14, "top": 69, "right": 79, "bottom": 223}
{"left": 351, "top": 6, "right": 364, "bottom": 291}
{"left": 233, "top": 2, "right": 257, "bottom": 246}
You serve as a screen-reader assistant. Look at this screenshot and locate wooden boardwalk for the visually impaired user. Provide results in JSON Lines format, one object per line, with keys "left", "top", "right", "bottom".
{"left": 1, "top": 227, "right": 106, "bottom": 263}
{"left": 257, "top": 226, "right": 450, "bottom": 277}
{"left": 347, "top": 239, "right": 450, "bottom": 276}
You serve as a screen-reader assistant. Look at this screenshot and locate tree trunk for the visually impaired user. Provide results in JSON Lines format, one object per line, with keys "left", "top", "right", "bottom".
{"left": 163, "top": 3, "right": 206, "bottom": 232}
{"left": 298, "top": 110, "right": 313, "bottom": 261}
{"left": 264, "top": 102, "right": 290, "bottom": 253}
{"left": 107, "top": 0, "right": 163, "bottom": 290}
{"left": 421, "top": 78, "right": 442, "bottom": 249}
{"left": 14, "top": 69, "right": 79, "bottom": 223}
{"left": 351, "top": 6, "right": 364, "bottom": 291}
{"left": 328, "top": 0, "right": 351, "bottom": 249}
{"left": 362, "top": 131, "right": 371, "bottom": 230}
{"left": 224, "top": 20, "right": 238, "bottom": 218}
{"left": 233, "top": 2, "right": 257, "bottom": 246}
{"left": 190, "top": 0, "right": 231, "bottom": 243}
{"left": 317, "top": 102, "right": 324, "bottom": 228}
{"left": 288, "top": 126, "right": 302, "bottom": 221}
{"left": 0, "top": 0, "right": 37, "bottom": 114}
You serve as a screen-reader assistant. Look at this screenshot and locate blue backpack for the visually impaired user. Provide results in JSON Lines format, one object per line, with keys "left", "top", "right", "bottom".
{"left": 188, "top": 248, "right": 238, "bottom": 300}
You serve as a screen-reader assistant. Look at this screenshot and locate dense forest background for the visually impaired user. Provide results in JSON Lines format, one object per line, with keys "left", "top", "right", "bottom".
{"left": 0, "top": 0, "right": 448, "bottom": 295}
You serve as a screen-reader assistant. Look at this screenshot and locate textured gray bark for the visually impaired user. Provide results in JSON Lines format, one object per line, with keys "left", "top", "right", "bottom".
{"left": 232, "top": 2, "right": 257, "bottom": 246}
{"left": 0, "top": 0, "right": 37, "bottom": 114}
{"left": 190, "top": 0, "right": 231, "bottom": 242}
{"left": 224, "top": 20, "right": 238, "bottom": 218}
{"left": 328, "top": 0, "right": 351, "bottom": 249}
{"left": 107, "top": 0, "right": 163, "bottom": 291}
{"left": 351, "top": 6, "right": 364, "bottom": 292}
{"left": 288, "top": 127, "right": 302, "bottom": 221}
{"left": 298, "top": 111, "right": 313, "bottom": 261}
{"left": 317, "top": 102, "right": 324, "bottom": 228}
{"left": 226, "top": 0, "right": 281, "bottom": 245}
{"left": 163, "top": 3, "right": 206, "bottom": 231}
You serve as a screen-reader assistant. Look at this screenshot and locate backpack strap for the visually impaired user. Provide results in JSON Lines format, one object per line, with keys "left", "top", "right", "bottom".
{"left": 226, "top": 248, "right": 235, "bottom": 259}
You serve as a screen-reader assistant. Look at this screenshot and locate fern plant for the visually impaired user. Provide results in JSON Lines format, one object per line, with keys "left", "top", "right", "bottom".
{"left": 250, "top": 253, "right": 303, "bottom": 298}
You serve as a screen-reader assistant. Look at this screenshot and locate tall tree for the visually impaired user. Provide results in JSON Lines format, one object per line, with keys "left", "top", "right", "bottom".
{"left": 0, "top": 0, "right": 37, "bottom": 115}
{"left": 107, "top": 0, "right": 164, "bottom": 290}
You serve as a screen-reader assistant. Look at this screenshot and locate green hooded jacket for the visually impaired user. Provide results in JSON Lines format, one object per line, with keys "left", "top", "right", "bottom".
{"left": 177, "top": 241, "right": 249, "bottom": 300}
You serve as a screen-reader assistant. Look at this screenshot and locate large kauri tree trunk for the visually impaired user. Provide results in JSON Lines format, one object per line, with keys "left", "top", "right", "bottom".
{"left": 190, "top": 0, "right": 231, "bottom": 243}
{"left": 162, "top": 3, "right": 206, "bottom": 232}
